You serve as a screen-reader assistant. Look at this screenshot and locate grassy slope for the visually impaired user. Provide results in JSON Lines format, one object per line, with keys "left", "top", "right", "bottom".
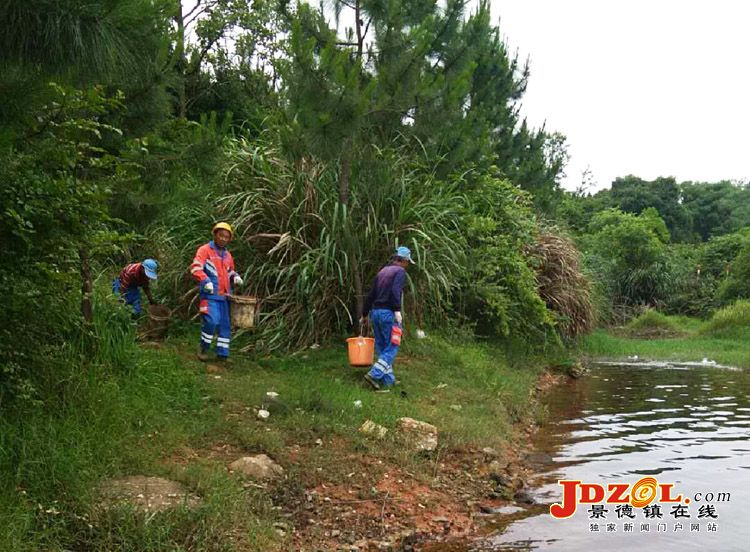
{"left": 0, "top": 329, "right": 549, "bottom": 551}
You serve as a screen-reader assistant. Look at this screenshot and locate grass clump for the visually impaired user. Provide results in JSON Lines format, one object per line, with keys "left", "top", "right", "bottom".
{"left": 699, "top": 300, "right": 750, "bottom": 338}
{"left": 624, "top": 309, "right": 685, "bottom": 338}
{"left": 530, "top": 230, "right": 595, "bottom": 340}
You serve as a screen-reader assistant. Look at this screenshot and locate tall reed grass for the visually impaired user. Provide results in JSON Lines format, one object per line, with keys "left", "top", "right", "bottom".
{"left": 216, "top": 137, "right": 466, "bottom": 350}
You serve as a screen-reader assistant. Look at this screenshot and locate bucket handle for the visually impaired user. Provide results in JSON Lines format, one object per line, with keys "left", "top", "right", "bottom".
{"left": 358, "top": 317, "right": 372, "bottom": 338}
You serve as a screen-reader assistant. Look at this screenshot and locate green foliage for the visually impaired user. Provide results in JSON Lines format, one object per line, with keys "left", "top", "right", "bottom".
{"left": 682, "top": 181, "right": 750, "bottom": 241}
{"left": 281, "top": 0, "right": 563, "bottom": 211}
{"left": 584, "top": 209, "right": 671, "bottom": 308}
{"left": 699, "top": 300, "right": 750, "bottom": 338}
{"left": 701, "top": 230, "right": 750, "bottom": 277}
{"left": 109, "top": 115, "right": 229, "bottom": 230}
{"left": 563, "top": 178, "right": 750, "bottom": 245}
{"left": 210, "top": 135, "right": 466, "bottom": 350}
{"left": 659, "top": 244, "right": 718, "bottom": 318}
{"left": 457, "top": 173, "right": 556, "bottom": 342}
{"left": 608, "top": 176, "right": 691, "bottom": 241}
{"left": 0, "top": 84, "right": 129, "bottom": 403}
{"left": 717, "top": 240, "right": 750, "bottom": 304}
{"left": 625, "top": 309, "right": 683, "bottom": 337}
{"left": 0, "top": 0, "right": 174, "bottom": 141}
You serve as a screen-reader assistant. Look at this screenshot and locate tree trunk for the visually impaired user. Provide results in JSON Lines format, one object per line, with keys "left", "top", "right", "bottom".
{"left": 79, "top": 248, "right": 93, "bottom": 324}
{"left": 175, "top": 1, "right": 187, "bottom": 118}
{"left": 355, "top": 0, "right": 363, "bottom": 58}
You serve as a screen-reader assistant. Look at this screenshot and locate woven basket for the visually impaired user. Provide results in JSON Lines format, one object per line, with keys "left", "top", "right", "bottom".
{"left": 228, "top": 295, "right": 259, "bottom": 329}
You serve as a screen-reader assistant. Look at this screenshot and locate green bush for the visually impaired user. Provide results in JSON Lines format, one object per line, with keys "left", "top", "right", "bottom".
{"left": 700, "top": 300, "right": 750, "bottom": 337}
{"left": 586, "top": 209, "right": 671, "bottom": 306}
{"left": 457, "top": 171, "right": 556, "bottom": 343}
{"left": 717, "top": 240, "right": 750, "bottom": 305}
{"left": 626, "top": 309, "right": 682, "bottom": 336}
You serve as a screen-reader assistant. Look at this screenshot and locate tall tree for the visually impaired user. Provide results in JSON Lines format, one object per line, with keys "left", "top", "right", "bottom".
{"left": 0, "top": 0, "right": 174, "bottom": 136}
{"left": 281, "top": 0, "right": 559, "bottom": 320}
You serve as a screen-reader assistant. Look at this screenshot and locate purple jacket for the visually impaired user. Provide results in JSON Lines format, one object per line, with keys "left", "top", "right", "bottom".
{"left": 363, "top": 264, "right": 407, "bottom": 315}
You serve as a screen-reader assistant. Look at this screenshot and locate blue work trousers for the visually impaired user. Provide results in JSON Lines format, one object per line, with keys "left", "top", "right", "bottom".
{"left": 112, "top": 279, "right": 143, "bottom": 315}
{"left": 201, "top": 298, "right": 232, "bottom": 358}
{"left": 367, "top": 308, "right": 401, "bottom": 387}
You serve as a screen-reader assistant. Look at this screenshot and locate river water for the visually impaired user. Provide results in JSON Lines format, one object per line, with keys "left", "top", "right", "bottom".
{"left": 441, "top": 360, "right": 750, "bottom": 551}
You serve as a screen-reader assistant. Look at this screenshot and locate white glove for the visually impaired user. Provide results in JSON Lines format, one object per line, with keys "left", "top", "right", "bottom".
{"left": 203, "top": 282, "right": 214, "bottom": 294}
{"left": 394, "top": 311, "right": 403, "bottom": 325}
{"left": 233, "top": 275, "right": 244, "bottom": 286}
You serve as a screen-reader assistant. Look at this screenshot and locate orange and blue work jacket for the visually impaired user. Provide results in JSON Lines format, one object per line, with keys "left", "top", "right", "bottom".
{"left": 190, "top": 241, "right": 239, "bottom": 314}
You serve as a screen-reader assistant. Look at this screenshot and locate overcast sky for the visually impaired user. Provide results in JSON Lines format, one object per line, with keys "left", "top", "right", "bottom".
{"left": 488, "top": 0, "right": 750, "bottom": 192}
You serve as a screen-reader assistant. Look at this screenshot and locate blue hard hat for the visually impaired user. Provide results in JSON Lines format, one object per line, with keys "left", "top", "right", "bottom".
{"left": 142, "top": 258, "right": 158, "bottom": 279}
{"left": 395, "top": 246, "right": 415, "bottom": 264}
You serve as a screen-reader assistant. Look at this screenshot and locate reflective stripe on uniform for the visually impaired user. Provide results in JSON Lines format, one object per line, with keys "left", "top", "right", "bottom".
{"left": 375, "top": 358, "right": 392, "bottom": 374}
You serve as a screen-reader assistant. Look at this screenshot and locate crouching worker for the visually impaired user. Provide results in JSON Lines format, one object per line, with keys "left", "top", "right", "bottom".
{"left": 360, "top": 246, "right": 414, "bottom": 390}
{"left": 190, "top": 222, "right": 243, "bottom": 361}
{"left": 113, "top": 259, "right": 158, "bottom": 316}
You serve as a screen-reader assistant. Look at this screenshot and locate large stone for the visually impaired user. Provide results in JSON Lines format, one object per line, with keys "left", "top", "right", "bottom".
{"left": 230, "top": 454, "right": 284, "bottom": 480}
{"left": 396, "top": 417, "right": 438, "bottom": 451}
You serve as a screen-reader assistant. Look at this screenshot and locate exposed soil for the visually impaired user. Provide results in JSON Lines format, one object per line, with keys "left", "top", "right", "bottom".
{"left": 269, "top": 447, "right": 526, "bottom": 551}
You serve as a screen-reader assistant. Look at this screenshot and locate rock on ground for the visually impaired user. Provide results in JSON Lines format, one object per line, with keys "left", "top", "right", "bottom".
{"left": 230, "top": 454, "right": 284, "bottom": 479}
{"left": 359, "top": 420, "right": 388, "bottom": 439}
{"left": 396, "top": 417, "right": 438, "bottom": 451}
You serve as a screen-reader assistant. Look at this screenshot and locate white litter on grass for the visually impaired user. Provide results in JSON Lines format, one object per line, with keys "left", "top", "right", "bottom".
{"left": 415, "top": 329, "right": 426, "bottom": 339}
{"left": 266, "top": 391, "right": 279, "bottom": 398}
{"left": 353, "top": 400, "right": 363, "bottom": 408}
{"left": 257, "top": 409, "right": 270, "bottom": 420}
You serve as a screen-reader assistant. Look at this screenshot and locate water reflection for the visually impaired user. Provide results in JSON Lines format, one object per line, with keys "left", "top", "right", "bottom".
{"left": 480, "top": 361, "right": 749, "bottom": 551}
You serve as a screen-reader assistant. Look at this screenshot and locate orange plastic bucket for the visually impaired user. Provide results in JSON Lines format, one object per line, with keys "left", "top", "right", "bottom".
{"left": 346, "top": 336, "right": 375, "bottom": 366}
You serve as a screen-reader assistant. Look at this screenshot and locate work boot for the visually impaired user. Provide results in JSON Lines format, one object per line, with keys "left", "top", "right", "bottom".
{"left": 197, "top": 350, "right": 211, "bottom": 362}
{"left": 364, "top": 373, "right": 381, "bottom": 390}
{"left": 216, "top": 356, "right": 233, "bottom": 365}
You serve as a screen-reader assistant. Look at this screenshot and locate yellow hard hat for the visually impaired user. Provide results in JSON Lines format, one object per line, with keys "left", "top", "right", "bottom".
{"left": 212, "top": 222, "right": 234, "bottom": 237}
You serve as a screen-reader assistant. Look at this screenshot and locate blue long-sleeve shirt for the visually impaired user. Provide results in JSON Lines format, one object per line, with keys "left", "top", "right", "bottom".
{"left": 363, "top": 264, "right": 407, "bottom": 315}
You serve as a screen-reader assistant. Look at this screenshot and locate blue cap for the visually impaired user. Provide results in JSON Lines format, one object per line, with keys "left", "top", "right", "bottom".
{"left": 395, "top": 246, "right": 415, "bottom": 264}
{"left": 142, "top": 258, "right": 158, "bottom": 280}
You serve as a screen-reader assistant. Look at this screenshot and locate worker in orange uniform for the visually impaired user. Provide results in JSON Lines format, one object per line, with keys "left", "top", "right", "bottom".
{"left": 189, "top": 222, "right": 243, "bottom": 361}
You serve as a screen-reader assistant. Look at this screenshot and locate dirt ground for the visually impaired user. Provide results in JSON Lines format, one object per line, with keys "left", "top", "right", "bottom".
{"left": 266, "top": 372, "right": 565, "bottom": 551}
